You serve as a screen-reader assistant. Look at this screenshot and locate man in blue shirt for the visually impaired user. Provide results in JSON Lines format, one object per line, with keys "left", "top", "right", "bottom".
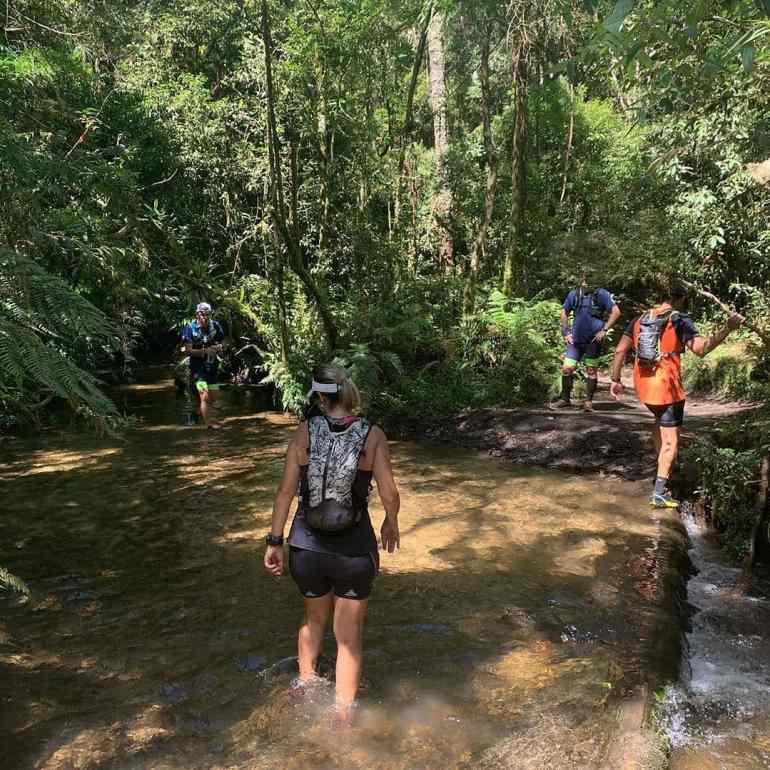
{"left": 550, "top": 273, "right": 621, "bottom": 412}
{"left": 181, "top": 302, "right": 226, "bottom": 428}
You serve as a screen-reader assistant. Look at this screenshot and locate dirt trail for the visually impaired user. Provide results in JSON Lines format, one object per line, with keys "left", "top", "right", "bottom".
{"left": 429, "top": 374, "right": 757, "bottom": 481}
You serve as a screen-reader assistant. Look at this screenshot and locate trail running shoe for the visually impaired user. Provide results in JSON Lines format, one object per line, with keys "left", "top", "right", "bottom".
{"left": 548, "top": 397, "right": 572, "bottom": 410}
{"left": 649, "top": 491, "right": 680, "bottom": 508}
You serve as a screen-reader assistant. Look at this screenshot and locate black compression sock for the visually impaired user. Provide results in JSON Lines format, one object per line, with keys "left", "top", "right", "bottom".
{"left": 586, "top": 377, "right": 598, "bottom": 401}
{"left": 560, "top": 374, "right": 573, "bottom": 402}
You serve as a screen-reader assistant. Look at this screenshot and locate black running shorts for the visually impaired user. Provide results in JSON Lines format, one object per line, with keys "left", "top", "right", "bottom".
{"left": 289, "top": 546, "right": 377, "bottom": 600}
{"left": 644, "top": 400, "right": 685, "bottom": 427}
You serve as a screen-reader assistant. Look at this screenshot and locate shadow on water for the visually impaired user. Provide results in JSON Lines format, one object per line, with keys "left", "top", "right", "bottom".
{"left": 1, "top": 372, "right": 684, "bottom": 769}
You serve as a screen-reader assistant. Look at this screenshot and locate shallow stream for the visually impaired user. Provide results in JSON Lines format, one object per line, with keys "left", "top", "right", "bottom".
{"left": 2, "top": 372, "right": 689, "bottom": 769}
{"left": 661, "top": 509, "right": 770, "bottom": 769}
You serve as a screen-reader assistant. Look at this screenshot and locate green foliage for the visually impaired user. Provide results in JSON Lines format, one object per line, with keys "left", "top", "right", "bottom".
{"left": 381, "top": 293, "right": 563, "bottom": 426}
{"left": 682, "top": 438, "right": 763, "bottom": 561}
{"left": 0, "top": 0, "right": 768, "bottom": 456}
{"left": 681, "top": 340, "right": 769, "bottom": 400}
{"left": 681, "top": 403, "right": 770, "bottom": 562}
{"left": 0, "top": 251, "right": 122, "bottom": 430}
{"left": 259, "top": 350, "right": 308, "bottom": 414}
{"left": 333, "top": 343, "right": 403, "bottom": 415}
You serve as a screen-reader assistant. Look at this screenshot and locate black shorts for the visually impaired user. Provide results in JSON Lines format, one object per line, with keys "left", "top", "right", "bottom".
{"left": 645, "top": 400, "right": 685, "bottom": 428}
{"left": 289, "top": 547, "right": 377, "bottom": 601}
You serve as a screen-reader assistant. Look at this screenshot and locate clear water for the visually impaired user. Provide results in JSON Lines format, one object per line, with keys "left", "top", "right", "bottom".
{"left": 661, "top": 509, "right": 770, "bottom": 769}
{"left": 1, "top": 370, "right": 683, "bottom": 769}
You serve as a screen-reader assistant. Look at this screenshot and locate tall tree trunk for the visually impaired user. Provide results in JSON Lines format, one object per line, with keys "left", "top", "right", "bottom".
{"left": 394, "top": 10, "right": 431, "bottom": 229}
{"left": 427, "top": 9, "right": 453, "bottom": 266}
{"left": 409, "top": 154, "right": 419, "bottom": 270}
{"left": 261, "top": 0, "right": 338, "bottom": 350}
{"left": 268, "top": 231, "right": 291, "bottom": 368}
{"left": 463, "top": 30, "right": 497, "bottom": 316}
{"left": 559, "top": 82, "right": 575, "bottom": 205}
{"left": 502, "top": 48, "right": 528, "bottom": 297}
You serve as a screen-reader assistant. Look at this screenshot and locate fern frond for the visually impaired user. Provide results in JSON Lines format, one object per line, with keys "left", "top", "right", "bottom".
{"left": 0, "top": 254, "right": 120, "bottom": 424}
{"left": 0, "top": 249, "right": 119, "bottom": 346}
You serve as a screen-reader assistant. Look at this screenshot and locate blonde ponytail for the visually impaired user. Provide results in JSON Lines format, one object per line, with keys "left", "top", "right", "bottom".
{"left": 313, "top": 363, "right": 361, "bottom": 414}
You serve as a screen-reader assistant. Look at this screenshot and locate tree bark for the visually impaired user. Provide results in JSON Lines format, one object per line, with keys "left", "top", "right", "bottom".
{"left": 502, "top": 47, "right": 528, "bottom": 297}
{"left": 559, "top": 82, "right": 575, "bottom": 205}
{"left": 463, "top": 30, "right": 497, "bottom": 316}
{"left": 394, "top": 9, "right": 431, "bottom": 229}
{"left": 261, "top": 0, "right": 338, "bottom": 350}
{"left": 427, "top": 10, "right": 453, "bottom": 266}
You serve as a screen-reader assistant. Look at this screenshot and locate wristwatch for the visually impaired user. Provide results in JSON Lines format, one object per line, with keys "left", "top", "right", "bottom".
{"left": 266, "top": 533, "right": 284, "bottom": 547}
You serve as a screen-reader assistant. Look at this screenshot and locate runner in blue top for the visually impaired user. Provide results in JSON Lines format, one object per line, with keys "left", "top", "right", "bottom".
{"left": 550, "top": 272, "right": 621, "bottom": 412}
{"left": 181, "top": 302, "right": 226, "bottom": 429}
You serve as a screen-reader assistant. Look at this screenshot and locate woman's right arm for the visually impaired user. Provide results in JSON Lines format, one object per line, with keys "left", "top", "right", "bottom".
{"left": 371, "top": 427, "right": 400, "bottom": 553}
{"left": 264, "top": 423, "right": 305, "bottom": 575}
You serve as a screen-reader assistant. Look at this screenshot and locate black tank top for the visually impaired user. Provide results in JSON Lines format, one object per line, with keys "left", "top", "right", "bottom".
{"left": 287, "top": 417, "right": 378, "bottom": 557}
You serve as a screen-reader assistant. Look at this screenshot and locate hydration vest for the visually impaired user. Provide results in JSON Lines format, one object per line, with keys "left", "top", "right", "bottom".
{"left": 302, "top": 416, "right": 372, "bottom": 532}
{"left": 637, "top": 310, "right": 679, "bottom": 370}
{"left": 188, "top": 320, "right": 222, "bottom": 349}
{"left": 574, "top": 287, "right": 605, "bottom": 319}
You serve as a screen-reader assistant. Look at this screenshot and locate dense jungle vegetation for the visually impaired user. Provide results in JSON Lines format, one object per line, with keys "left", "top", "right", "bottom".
{"left": 2, "top": 0, "right": 770, "bottom": 558}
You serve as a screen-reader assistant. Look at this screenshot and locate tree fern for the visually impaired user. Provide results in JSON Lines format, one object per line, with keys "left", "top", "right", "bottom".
{"left": 333, "top": 344, "right": 403, "bottom": 413}
{"left": 0, "top": 250, "right": 121, "bottom": 428}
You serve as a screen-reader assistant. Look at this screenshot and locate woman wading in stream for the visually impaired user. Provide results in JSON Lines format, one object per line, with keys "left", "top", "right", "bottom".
{"left": 264, "top": 364, "right": 401, "bottom": 726}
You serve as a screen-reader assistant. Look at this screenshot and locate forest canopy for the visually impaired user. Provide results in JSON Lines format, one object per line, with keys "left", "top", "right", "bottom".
{"left": 1, "top": 0, "right": 769, "bottom": 427}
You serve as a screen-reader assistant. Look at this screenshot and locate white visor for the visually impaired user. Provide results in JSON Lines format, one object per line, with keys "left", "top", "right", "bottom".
{"left": 306, "top": 380, "right": 340, "bottom": 399}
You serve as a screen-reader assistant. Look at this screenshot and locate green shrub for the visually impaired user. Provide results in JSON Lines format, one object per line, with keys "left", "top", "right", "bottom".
{"left": 681, "top": 340, "right": 767, "bottom": 400}
{"left": 682, "top": 438, "right": 761, "bottom": 561}
{"left": 377, "top": 292, "right": 563, "bottom": 428}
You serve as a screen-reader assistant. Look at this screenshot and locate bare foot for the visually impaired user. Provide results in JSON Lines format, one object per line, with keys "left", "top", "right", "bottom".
{"left": 330, "top": 701, "right": 358, "bottom": 729}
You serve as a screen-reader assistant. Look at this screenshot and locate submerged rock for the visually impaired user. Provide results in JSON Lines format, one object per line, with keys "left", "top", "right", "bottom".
{"left": 234, "top": 653, "right": 268, "bottom": 672}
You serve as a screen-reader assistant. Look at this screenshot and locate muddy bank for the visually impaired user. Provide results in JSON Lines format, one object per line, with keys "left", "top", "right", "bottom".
{"left": 393, "top": 380, "right": 759, "bottom": 482}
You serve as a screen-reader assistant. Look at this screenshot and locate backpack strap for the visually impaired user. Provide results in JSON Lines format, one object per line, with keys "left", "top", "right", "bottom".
{"left": 358, "top": 421, "right": 373, "bottom": 464}
{"left": 648, "top": 309, "right": 680, "bottom": 358}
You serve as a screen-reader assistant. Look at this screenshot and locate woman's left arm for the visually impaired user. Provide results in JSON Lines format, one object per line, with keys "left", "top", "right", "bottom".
{"left": 264, "top": 425, "right": 304, "bottom": 576}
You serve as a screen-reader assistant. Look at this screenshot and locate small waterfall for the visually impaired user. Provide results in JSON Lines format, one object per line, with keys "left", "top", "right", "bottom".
{"left": 660, "top": 507, "right": 770, "bottom": 766}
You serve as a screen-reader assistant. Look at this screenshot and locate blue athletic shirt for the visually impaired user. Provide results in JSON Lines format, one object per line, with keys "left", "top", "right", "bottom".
{"left": 181, "top": 319, "right": 225, "bottom": 378}
{"left": 562, "top": 287, "right": 616, "bottom": 345}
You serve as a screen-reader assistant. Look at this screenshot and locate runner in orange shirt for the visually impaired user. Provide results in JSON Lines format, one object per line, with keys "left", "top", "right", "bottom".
{"left": 610, "top": 296, "right": 744, "bottom": 507}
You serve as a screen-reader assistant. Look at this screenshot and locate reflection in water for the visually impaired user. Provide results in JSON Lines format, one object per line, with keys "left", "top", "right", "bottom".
{"left": 1, "top": 373, "right": 680, "bottom": 769}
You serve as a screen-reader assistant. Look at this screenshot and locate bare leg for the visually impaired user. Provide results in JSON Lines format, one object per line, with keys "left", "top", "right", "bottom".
{"left": 656, "top": 426, "right": 680, "bottom": 479}
{"left": 333, "top": 596, "right": 369, "bottom": 712}
{"left": 298, "top": 593, "right": 334, "bottom": 681}
{"left": 652, "top": 421, "right": 662, "bottom": 458}
{"left": 199, "top": 388, "right": 221, "bottom": 428}
{"left": 199, "top": 388, "right": 211, "bottom": 427}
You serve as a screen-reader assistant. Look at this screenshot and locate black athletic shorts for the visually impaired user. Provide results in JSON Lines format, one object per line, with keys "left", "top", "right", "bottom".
{"left": 645, "top": 400, "right": 685, "bottom": 428}
{"left": 289, "top": 546, "right": 377, "bottom": 601}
